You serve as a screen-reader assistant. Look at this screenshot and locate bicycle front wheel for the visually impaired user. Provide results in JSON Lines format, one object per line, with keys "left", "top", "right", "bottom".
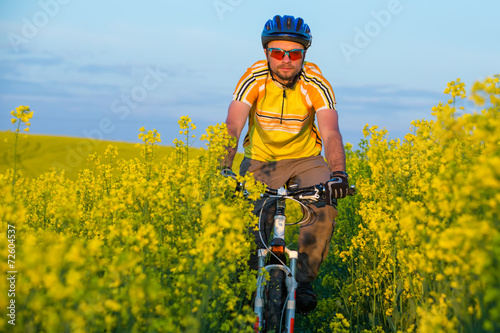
{"left": 265, "top": 268, "right": 285, "bottom": 332}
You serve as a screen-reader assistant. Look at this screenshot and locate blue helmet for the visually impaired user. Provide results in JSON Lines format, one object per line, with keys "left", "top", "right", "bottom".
{"left": 261, "top": 15, "right": 312, "bottom": 49}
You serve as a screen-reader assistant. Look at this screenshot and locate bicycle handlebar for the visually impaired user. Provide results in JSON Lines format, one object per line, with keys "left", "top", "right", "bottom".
{"left": 264, "top": 181, "right": 356, "bottom": 201}
{"left": 221, "top": 169, "right": 356, "bottom": 202}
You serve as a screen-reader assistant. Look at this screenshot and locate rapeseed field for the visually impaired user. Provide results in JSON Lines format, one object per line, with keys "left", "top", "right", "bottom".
{"left": 1, "top": 76, "right": 498, "bottom": 332}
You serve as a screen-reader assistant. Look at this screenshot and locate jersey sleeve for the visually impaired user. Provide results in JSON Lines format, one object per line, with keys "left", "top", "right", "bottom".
{"left": 303, "top": 62, "right": 337, "bottom": 111}
{"left": 232, "top": 61, "right": 268, "bottom": 107}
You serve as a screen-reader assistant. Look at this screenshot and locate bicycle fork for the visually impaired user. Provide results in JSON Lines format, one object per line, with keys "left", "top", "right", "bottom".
{"left": 254, "top": 198, "right": 298, "bottom": 332}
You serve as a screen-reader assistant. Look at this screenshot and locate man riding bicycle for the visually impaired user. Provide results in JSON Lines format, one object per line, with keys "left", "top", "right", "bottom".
{"left": 223, "top": 14, "right": 349, "bottom": 314}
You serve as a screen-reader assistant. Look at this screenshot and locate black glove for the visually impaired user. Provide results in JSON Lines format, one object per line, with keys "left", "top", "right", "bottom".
{"left": 325, "top": 171, "right": 349, "bottom": 204}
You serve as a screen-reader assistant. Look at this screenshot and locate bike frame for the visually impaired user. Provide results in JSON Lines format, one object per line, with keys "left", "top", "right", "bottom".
{"left": 254, "top": 187, "right": 298, "bottom": 333}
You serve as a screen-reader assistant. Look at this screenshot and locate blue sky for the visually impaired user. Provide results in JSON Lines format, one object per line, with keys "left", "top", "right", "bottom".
{"left": 1, "top": 0, "right": 499, "bottom": 150}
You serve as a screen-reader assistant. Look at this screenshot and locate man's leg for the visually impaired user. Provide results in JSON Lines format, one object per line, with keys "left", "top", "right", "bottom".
{"left": 287, "top": 155, "right": 338, "bottom": 313}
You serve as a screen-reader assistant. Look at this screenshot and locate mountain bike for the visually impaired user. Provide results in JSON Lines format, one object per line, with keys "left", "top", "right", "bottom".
{"left": 222, "top": 169, "right": 355, "bottom": 333}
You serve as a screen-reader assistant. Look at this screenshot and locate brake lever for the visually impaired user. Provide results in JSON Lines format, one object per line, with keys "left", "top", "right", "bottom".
{"left": 221, "top": 169, "right": 250, "bottom": 198}
{"left": 293, "top": 187, "right": 321, "bottom": 202}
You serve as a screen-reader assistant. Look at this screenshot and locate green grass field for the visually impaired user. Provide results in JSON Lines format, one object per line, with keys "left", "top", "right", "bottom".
{"left": 0, "top": 131, "right": 243, "bottom": 180}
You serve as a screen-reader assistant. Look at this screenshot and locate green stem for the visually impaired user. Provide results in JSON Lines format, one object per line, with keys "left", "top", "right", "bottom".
{"left": 185, "top": 129, "right": 190, "bottom": 164}
{"left": 372, "top": 239, "right": 378, "bottom": 327}
{"left": 11, "top": 123, "right": 21, "bottom": 193}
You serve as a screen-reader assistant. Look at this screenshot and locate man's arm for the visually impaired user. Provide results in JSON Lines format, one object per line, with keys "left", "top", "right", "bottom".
{"left": 316, "top": 108, "right": 346, "bottom": 173}
{"left": 223, "top": 100, "right": 251, "bottom": 168}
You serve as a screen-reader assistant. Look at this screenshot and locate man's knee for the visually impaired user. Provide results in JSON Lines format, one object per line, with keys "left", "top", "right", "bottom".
{"left": 297, "top": 251, "right": 322, "bottom": 282}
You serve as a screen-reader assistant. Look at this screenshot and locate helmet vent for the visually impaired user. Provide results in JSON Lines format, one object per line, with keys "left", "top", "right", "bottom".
{"left": 274, "top": 15, "right": 282, "bottom": 30}
{"left": 296, "top": 18, "right": 303, "bottom": 32}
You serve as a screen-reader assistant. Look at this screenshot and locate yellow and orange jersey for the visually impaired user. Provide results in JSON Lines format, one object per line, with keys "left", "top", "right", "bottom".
{"left": 232, "top": 60, "right": 336, "bottom": 162}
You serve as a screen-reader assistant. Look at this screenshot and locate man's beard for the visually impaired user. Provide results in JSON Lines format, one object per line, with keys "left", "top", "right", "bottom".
{"left": 275, "top": 69, "right": 297, "bottom": 82}
{"left": 273, "top": 64, "right": 302, "bottom": 86}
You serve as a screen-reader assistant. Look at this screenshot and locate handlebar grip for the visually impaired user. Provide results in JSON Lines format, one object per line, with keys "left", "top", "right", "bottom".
{"left": 221, "top": 168, "right": 237, "bottom": 180}
{"left": 347, "top": 185, "right": 356, "bottom": 196}
{"left": 264, "top": 188, "right": 279, "bottom": 195}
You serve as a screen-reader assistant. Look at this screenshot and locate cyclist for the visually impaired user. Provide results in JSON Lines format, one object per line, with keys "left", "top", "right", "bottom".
{"left": 223, "top": 14, "right": 349, "bottom": 314}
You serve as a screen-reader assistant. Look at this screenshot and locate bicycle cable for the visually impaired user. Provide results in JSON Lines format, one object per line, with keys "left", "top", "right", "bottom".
{"left": 258, "top": 196, "right": 289, "bottom": 268}
{"left": 257, "top": 195, "right": 317, "bottom": 268}
{"left": 282, "top": 197, "right": 315, "bottom": 226}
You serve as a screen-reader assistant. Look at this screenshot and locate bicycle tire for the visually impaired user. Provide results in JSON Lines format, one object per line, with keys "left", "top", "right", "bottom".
{"left": 266, "top": 268, "right": 285, "bottom": 332}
